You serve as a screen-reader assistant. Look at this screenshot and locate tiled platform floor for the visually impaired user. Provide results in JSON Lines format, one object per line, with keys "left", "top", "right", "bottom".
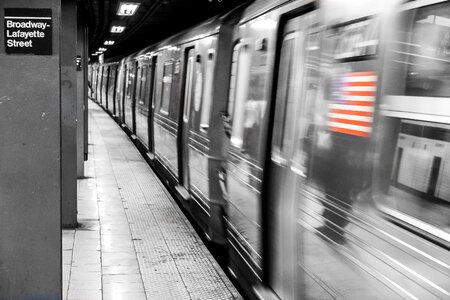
{"left": 62, "top": 101, "right": 241, "bottom": 300}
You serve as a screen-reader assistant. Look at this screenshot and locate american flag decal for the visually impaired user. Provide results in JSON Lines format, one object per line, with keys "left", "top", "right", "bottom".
{"left": 328, "top": 71, "right": 377, "bottom": 138}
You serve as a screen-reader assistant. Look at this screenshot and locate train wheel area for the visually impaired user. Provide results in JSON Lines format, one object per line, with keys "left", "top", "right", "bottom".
{"left": 62, "top": 101, "right": 243, "bottom": 300}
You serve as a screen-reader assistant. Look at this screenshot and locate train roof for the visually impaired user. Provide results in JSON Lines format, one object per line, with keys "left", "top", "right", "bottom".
{"left": 235, "top": 0, "right": 401, "bottom": 28}
{"left": 110, "top": 3, "right": 248, "bottom": 65}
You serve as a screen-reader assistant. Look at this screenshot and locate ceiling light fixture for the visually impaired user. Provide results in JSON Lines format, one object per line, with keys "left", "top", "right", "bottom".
{"left": 111, "top": 26, "right": 125, "bottom": 33}
{"left": 99, "top": 47, "right": 107, "bottom": 51}
{"left": 104, "top": 40, "right": 115, "bottom": 45}
{"left": 117, "top": 2, "right": 140, "bottom": 16}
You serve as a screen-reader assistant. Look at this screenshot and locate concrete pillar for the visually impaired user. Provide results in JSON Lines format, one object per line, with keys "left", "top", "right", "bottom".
{"left": 76, "top": 2, "right": 86, "bottom": 178}
{"left": 61, "top": 0, "right": 78, "bottom": 228}
{"left": 0, "top": 0, "right": 61, "bottom": 298}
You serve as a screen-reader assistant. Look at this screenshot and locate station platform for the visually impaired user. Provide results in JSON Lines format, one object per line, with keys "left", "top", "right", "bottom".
{"left": 62, "top": 101, "right": 242, "bottom": 300}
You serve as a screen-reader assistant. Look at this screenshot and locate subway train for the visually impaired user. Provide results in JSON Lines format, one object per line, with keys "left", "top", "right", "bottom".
{"left": 89, "top": 0, "right": 450, "bottom": 299}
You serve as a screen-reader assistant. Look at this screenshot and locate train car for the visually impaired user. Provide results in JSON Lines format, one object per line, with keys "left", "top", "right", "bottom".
{"left": 220, "top": 0, "right": 325, "bottom": 295}
{"left": 148, "top": 10, "right": 245, "bottom": 242}
{"left": 102, "top": 7, "right": 247, "bottom": 243}
{"left": 220, "top": 0, "right": 450, "bottom": 299}
{"left": 90, "top": 0, "right": 450, "bottom": 299}
{"left": 261, "top": 0, "right": 450, "bottom": 299}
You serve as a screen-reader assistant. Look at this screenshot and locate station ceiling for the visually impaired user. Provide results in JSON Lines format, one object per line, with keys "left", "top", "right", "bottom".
{"left": 81, "top": 0, "right": 246, "bottom": 62}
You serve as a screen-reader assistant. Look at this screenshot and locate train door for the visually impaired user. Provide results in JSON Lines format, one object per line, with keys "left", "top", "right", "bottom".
{"left": 135, "top": 62, "right": 150, "bottom": 147}
{"left": 109, "top": 65, "right": 118, "bottom": 115}
{"left": 115, "top": 65, "right": 125, "bottom": 122}
{"left": 122, "top": 66, "right": 129, "bottom": 123}
{"left": 265, "top": 11, "right": 318, "bottom": 300}
{"left": 96, "top": 65, "right": 103, "bottom": 103}
{"left": 148, "top": 56, "right": 157, "bottom": 154}
{"left": 180, "top": 47, "right": 196, "bottom": 191}
{"left": 88, "top": 65, "right": 93, "bottom": 98}
{"left": 104, "top": 66, "right": 110, "bottom": 110}
{"left": 124, "top": 62, "right": 137, "bottom": 133}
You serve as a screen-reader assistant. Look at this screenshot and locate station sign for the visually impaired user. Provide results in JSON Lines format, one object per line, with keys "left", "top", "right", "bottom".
{"left": 4, "top": 8, "right": 52, "bottom": 55}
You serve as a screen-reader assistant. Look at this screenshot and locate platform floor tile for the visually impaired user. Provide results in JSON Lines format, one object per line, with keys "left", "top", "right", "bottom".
{"left": 63, "top": 102, "right": 241, "bottom": 300}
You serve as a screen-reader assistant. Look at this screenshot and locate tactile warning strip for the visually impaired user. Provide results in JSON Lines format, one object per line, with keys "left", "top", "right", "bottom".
{"left": 90, "top": 103, "right": 242, "bottom": 300}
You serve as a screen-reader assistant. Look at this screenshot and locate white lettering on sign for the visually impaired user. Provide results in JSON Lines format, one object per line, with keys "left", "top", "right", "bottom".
{"left": 4, "top": 9, "right": 52, "bottom": 55}
{"left": 7, "top": 39, "right": 32, "bottom": 47}
{"left": 6, "top": 20, "right": 49, "bottom": 30}
{"left": 5, "top": 18, "right": 49, "bottom": 48}
{"left": 6, "top": 30, "right": 45, "bottom": 39}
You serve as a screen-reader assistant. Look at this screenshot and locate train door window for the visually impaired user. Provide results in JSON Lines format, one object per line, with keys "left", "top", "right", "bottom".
{"left": 292, "top": 31, "right": 320, "bottom": 172}
{"left": 192, "top": 55, "right": 203, "bottom": 130}
{"left": 97, "top": 66, "right": 103, "bottom": 100}
{"left": 108, "top": 66, "right": 117, "bottom": 108}
{"left": 272, "top": 33, "right": 298, "bottom": 161}
{"left": 115, "top": 66, "right": 123, "bottom": 103}
{"left": 199, "top": 49, "right": 215, "bottom": 132}
{"left": 241, "top": 43, "right": 269, "bottom": 162}
{"left": 143, "top": 64, "right": 153, "bottom": 108}
{"left": 124, "top": 68, "right": 130, "bottom": 97}
{"left": 160, "top": 61, "right": 173, "bottom": 115}
{"left": 228, "top": 43, "right": 251, "bottom": 149}
{"left": 136, "top": 66, "right": 144, "bottom": 105}
{"left": 103, "top": 66, "right": 109, "bottom": 104}
{"left": 183, "top": 49, "right": 195, "bottom": 122}
{"left": 126, "top": 66, "right": 136, "bottom": 100}
{"left": 227, "top": 44, "right": 239, "bottom": 119}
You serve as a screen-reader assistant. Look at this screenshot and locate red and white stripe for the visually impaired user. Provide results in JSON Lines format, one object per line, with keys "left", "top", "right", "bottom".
{"left": 328, "top": 71, "right": 377, "bottom": 138}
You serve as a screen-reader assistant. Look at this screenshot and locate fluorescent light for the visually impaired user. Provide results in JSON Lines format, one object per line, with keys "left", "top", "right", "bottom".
{"left": 117, "top": 2, "right": 140, "bottom": 16}
{"left": 111, "top": 26, "right": 125, "bottom": 33}
{"left": 99, "top": 47, "right": 107, "bottom": 51}
{"left": 104, "top": 40, "right": 115, "bottom": 45}
{"left": 92, "top": 53, "right": 98, "bottom": 56}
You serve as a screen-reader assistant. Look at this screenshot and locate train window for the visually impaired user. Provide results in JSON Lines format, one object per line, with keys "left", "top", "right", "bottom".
{"left": 97, "top": 66, "right": 103, "bottom": 101}
{"left": 199, "top": 49, "right": 215, "bottom": 132}
{"left": 388, "top": 2, "right": 450, "bottom": 97}
{"left": 108, "top": 66, "right": 117, "bottom": 110}
{"left": 333, "top": 17, "right": 378, "bottom": 60}
{"left": 183, "top": 50, "right": 195, "bottom": 122}
{"left": 188, "top": 58, "right": 203, "bottom": 130}
{"left": 229, "top": 43, "right": 251, "bottom": 149}
{"left": 272, "top": 33, "right": 296, "bottom": 159}
{"left": 373, "top": 2, "right": 450, "bottom": 243}
{"left": 292, "top": 30, "right": 321, "bottom": 172}
{"left": 226, "top": 40, "right": 269, "bottom": 161}
{"left": 142, "top": 65, "right": 153, "bottom": 108}
{"left": 136, "top": 66, "right": 146, "bottom": 106}
{"left": 115, "top": 65, "right": 125, "bottom": 118}
{"left": 227, "top": 44, "right": 240, "bottom": 120}
{"left": 193, "top": 59, "right": 203, "bottom": 113}
{"left": 160, "top": 61, "right": 173, "bottom": 115}
{"left": 125, "top": 67, "right": 134, "bottom": 99}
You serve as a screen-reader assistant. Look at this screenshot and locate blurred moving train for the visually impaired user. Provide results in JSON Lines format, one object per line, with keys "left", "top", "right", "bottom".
{"left": 89, "top": 0, "right": 450, "bottom": 299}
